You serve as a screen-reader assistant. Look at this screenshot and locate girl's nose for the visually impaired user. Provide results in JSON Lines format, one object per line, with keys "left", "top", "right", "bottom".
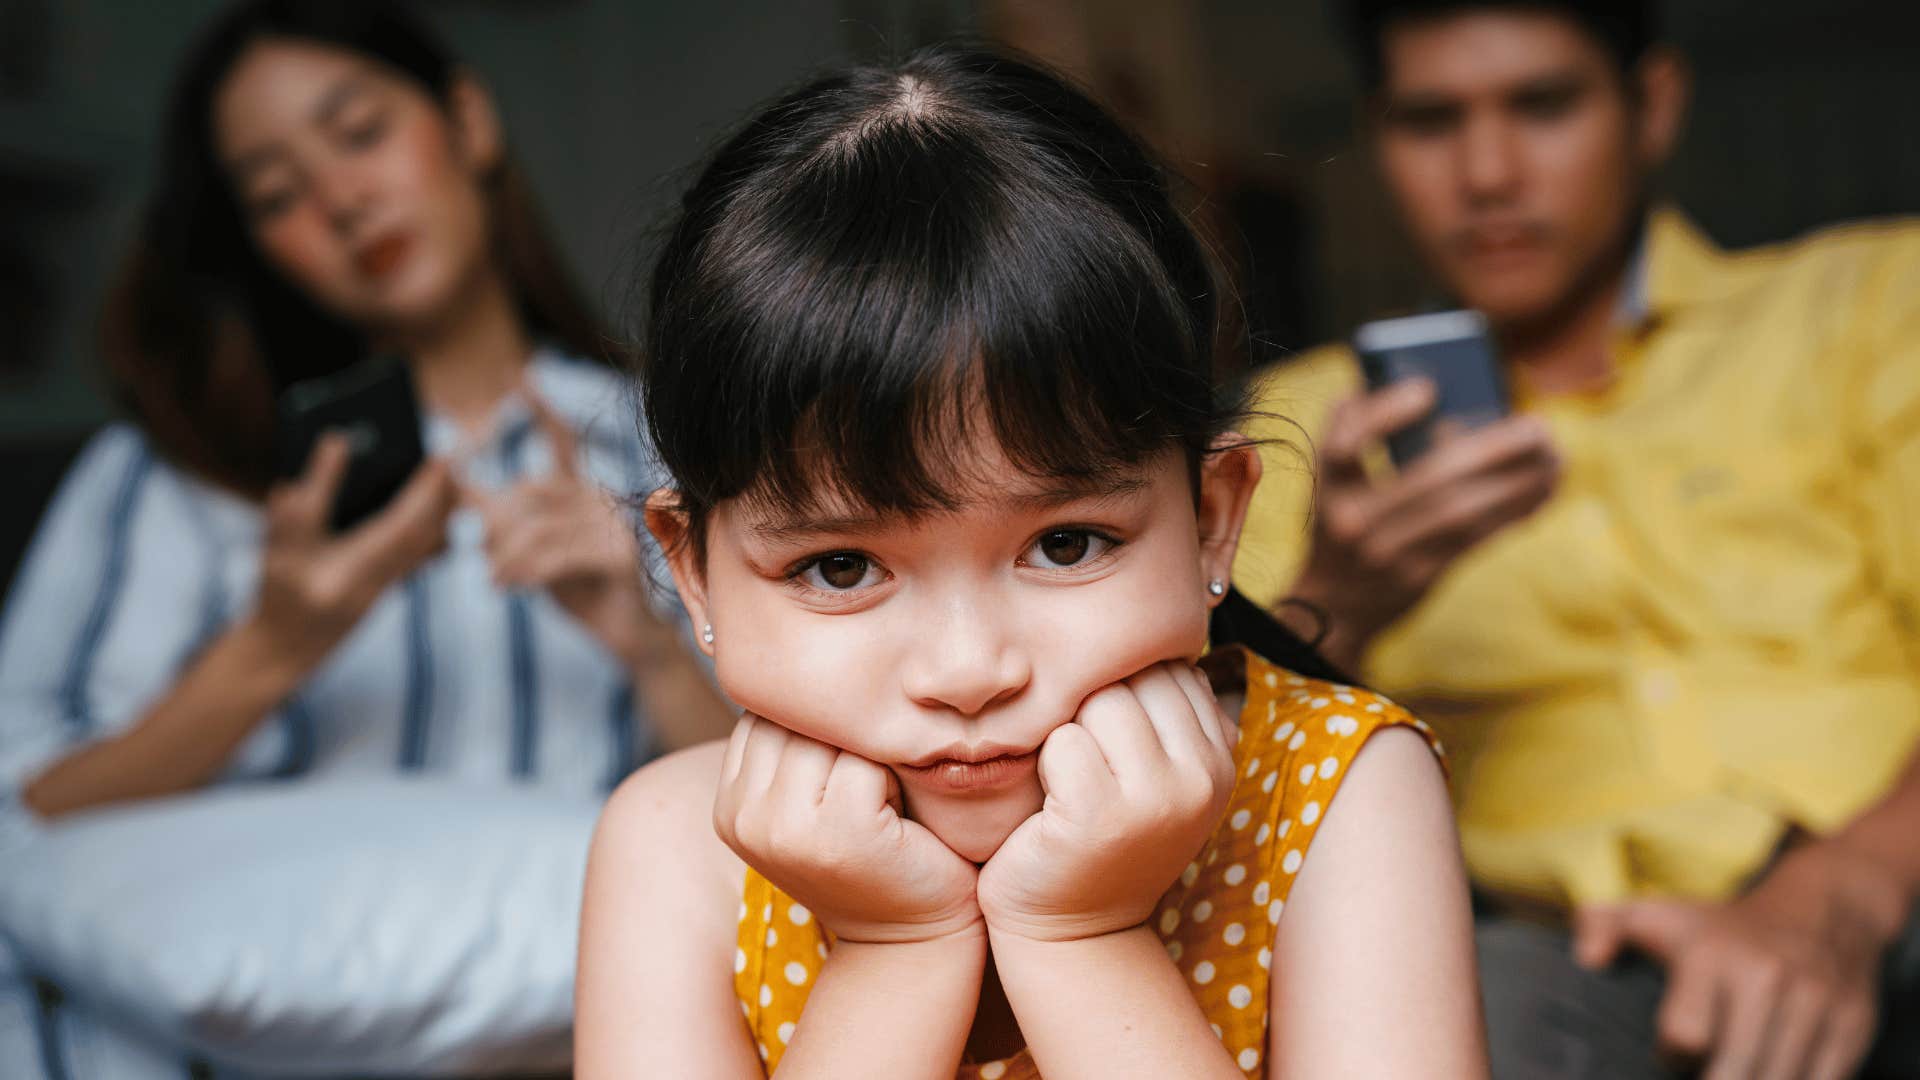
{"left": 898, "top": 593, "right": 1032, "bottom": 716}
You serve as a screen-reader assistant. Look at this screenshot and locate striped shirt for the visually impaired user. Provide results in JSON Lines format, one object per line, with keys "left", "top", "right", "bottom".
{"left": 0, "top": 351, "right": 689, "bottom": 824}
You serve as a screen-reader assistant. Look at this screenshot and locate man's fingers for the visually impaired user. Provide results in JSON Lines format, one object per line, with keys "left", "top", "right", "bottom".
{"left": 1703, "top": 971, "right": 1782, "bottom": 1080}
{"left": 1368, "top": 456, "right": 1557, "bottom": 564}
{"left": 1657, "top": 960, "right": 1723, "bottom": 1063}
{"left": 522, "top": 380, "right": 580, "bottom": 480}
{"left": 1396, "top": 413, "right": 1557, "bottom": 495}
{"left": 1806, "top": 999, "right": 1875, "bottom": 1080}
{"left": 1756, "top": 981, "right": 1827, "bottom": 1080}
{"left": 1619, "top": 901, "right": 1703, "bottom": 960}
{"left": 1320, "top": 380, "right": 1435, "bottom": 487}
{"left": 1571, "top": 906, "right": 1627, "bottom": 970}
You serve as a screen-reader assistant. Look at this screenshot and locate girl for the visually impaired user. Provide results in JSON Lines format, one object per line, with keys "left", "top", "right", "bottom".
{"left": 0, "top": 0, "right": 730, "bottom": 826}
{"left": 576, "top": 45, "right": 1485, "bottom": 1078}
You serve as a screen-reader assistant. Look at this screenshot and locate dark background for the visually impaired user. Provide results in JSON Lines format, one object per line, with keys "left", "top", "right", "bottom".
{"left": 3, "top": 0, "right": 1917, "bottom": 590}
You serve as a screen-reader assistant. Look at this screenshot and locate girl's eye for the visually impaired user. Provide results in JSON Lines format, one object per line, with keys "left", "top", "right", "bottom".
{"left": 1026, "top": 529, "right": 1113, "bottom": 570}
{"left": 340, "top": 110, "right": 390, "bottom": 150}
{"left": 247, "top": 186, "right": 299, "bottom": 221}
{"left": 799, "top": 553, "right": 882, "bottom": 592}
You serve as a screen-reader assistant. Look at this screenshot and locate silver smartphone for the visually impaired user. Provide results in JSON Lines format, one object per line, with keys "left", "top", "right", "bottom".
{"left": 1353, "top": 310, "right": 1508, "bottom": 466}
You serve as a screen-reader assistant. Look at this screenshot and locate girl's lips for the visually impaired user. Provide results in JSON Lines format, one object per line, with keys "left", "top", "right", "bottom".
{"left": 354, "top": 233, "right": 413, "bottom": 278}
{"left": 895, "top": 749, "right": 1039, "bottom": 794}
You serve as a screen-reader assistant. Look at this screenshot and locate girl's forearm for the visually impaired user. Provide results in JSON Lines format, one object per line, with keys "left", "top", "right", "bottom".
{"left": 773, "top": 924, "right": 986, "bottom": 1080}
{"left": 22, "top": 615, "right": 310, "bottom": 817}
{"left": 990, "top": 925, "right": 1242, "bottom": 1080}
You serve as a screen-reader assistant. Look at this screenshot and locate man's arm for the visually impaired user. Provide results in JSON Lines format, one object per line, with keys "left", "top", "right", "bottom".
{"left": 1574, "top": 745, "right": 1918, "bottom": 1080}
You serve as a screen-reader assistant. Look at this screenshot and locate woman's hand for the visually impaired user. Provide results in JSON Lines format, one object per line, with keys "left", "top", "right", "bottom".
{"left": 977, "top": 661, "right": 1238, "bottom": 943}
{"left": 254, "top": 432, "right": 458, "bottom": 670}
{"left": 470, "top": 386, "right": 669, "bottom": 664}
{"left": 713, "top": 714, "right": 983, "bottom": 944}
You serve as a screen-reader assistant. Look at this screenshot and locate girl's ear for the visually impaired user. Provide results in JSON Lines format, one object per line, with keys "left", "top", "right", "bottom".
{"left": 644, "top": 489, "right": 713, "bottom": 656}
{"left": 1196, "top": 437, "right": 1262, "bottom": 606}
{"left": 445, "top": 69, "right": 505, "bottom": 176}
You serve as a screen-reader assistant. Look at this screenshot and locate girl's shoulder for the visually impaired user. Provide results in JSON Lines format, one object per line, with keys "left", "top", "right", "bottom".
{"left": 1139, "top": 651, "right": 1450, "bottom": 1070}
{"left": 592, "top": 739, "right": 746, "bottom": 924}
{"left": 1157, "top": 646, "right": 1444, "bottom": 930}
{"left": 1225, "top": 648, "right": 1439, "bottom": 764}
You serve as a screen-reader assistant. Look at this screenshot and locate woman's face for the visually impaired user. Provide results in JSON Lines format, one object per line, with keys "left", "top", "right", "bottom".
{"left": 213, "top": 38, "right": 498, "bottom": 336}
{"left": 660, "top": 439, "right": 1259, "bottom": 862}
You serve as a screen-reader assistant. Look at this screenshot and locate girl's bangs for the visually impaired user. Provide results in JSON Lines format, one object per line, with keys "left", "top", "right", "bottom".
{"left": 663, "top": 122, "right": 1215, "bottom": 523}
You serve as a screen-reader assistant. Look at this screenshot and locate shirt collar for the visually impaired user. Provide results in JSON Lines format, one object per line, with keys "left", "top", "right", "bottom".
{"left": 1640, "top": 206, "right": 1737, "bottom": 321}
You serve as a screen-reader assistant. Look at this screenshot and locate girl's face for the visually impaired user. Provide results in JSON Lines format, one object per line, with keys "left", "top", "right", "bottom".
{"left": 213, "top": 38, "right": 500, "bottom": 337}
{"left": 657, "top": 438, "right": 1260, "bottom": 862}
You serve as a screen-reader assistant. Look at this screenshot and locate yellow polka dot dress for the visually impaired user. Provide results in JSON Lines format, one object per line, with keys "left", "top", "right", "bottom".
{"left": 733, "top": 648, "right": 1443, "bottom": 1076}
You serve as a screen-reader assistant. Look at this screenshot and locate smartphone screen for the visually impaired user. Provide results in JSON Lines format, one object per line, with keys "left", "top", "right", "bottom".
{"left": 1353, "top": 310, "right": 1508, "bottom": 466}
{"left": 275, "top": 355, "right": 426, "bottom": 532}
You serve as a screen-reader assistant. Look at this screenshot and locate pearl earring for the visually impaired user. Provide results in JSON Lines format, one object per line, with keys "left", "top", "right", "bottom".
{"left": 1207, "top": 579, "right": 1226, "bottom": 597}
{"left": 701, "top": 624, "right": 714, "bottom": 645}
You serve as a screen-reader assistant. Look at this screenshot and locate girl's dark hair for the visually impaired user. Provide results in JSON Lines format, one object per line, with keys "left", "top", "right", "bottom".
{"left": 102, "top": 0, "right": 605, "bottom": 495}
{"left": 642, "top": 44, "right": 1240, "bottom": 552}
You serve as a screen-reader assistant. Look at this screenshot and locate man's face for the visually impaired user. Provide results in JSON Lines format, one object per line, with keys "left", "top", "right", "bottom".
{"left": 1371, "top": 11, "right": 1652, "bottom": 326}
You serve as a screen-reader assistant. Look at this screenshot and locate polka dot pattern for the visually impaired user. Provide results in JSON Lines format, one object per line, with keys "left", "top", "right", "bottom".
{"left": 731, "top": 649, "right": 1440, "bottom": 1078}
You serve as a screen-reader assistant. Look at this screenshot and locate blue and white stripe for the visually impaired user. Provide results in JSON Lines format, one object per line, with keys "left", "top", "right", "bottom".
{"left": 0, "top": 349, "right": 680, "bottom": 814}
{"left": 0, "top": 352, "right": 688, "bottom": 1076}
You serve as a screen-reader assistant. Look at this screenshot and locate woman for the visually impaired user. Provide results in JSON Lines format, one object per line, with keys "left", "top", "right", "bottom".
{"left": 0, "top": 0, "right": 729, "bottom": 822}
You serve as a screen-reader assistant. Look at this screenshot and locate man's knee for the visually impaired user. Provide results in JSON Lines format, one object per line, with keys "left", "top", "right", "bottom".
{"left": 1477, "top": 916, "right": 1672, "bottom": 1079}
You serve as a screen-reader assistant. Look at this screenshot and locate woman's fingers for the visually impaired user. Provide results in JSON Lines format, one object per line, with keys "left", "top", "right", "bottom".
{"left": 521, "top": 380, "right": 581, "bottom": 480}
{"left": 271, "top": 432, "right": 353, "bottom": 541}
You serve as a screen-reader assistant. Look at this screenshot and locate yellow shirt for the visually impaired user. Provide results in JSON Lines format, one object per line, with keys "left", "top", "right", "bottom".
{"left": 731, "top": 649, "right": 1440, "bottom": 1077}
{"left": 1233, "top": 210, "right": 1920, "bottom": 905}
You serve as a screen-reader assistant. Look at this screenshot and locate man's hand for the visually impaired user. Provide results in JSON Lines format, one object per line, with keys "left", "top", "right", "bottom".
{"left": 1573, "top": 842, "right": 1910, "bottom": 1080}
{"left": 1284, "top": 378, "right": 1558, "bottom": 671}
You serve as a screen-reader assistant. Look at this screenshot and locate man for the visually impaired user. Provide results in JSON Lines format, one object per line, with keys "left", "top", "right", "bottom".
{"left": 1233, "top": 1, "right": 1920, "bottom": 1076}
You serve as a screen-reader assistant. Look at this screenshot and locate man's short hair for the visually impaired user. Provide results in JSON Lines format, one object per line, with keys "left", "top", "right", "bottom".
{"left": 1338, "top": 0, "right": 1658, "bottom": 91}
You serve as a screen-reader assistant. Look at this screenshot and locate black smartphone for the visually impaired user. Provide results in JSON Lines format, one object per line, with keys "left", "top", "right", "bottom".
{"left": 1354, "top": 309, "right": 1508, "bottom": 467}
{"left": 276, "top": 355, "right": 426, "bottom": 532}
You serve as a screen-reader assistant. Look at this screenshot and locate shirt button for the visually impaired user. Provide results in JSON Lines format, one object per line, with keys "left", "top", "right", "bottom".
{"left": 1637, "top": 668, "right": 1678, "bottom": 707}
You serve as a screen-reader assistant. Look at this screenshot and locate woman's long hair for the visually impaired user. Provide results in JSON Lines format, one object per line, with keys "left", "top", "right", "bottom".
{"left": 101, "top": 0, "right": 605, "bottom": 496}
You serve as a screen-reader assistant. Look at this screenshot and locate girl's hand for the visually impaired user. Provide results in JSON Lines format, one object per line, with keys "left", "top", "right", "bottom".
{"left": 713, "top": 714, "right": 983, "bottom": 944}
{"left": 471, "top": 385, "right": 669, "bottom": 662}
{"left": 977, "top": 661, "right": 1237, "bottom": 943}
{"left": 255, "top": 433, "right": 458, "bottom": 669}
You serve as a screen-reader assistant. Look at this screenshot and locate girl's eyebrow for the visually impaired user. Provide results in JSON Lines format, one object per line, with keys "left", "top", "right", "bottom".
{"left": 743, "top": 473, "right": 1150, "bottom": 542}
{"left": 227, "top": 75, "right": 375, "bottom": 180}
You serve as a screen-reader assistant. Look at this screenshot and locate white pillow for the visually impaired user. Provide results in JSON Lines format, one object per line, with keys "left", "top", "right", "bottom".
{"left": 0, "top": 778, "right": 600, "bottom": 1076}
